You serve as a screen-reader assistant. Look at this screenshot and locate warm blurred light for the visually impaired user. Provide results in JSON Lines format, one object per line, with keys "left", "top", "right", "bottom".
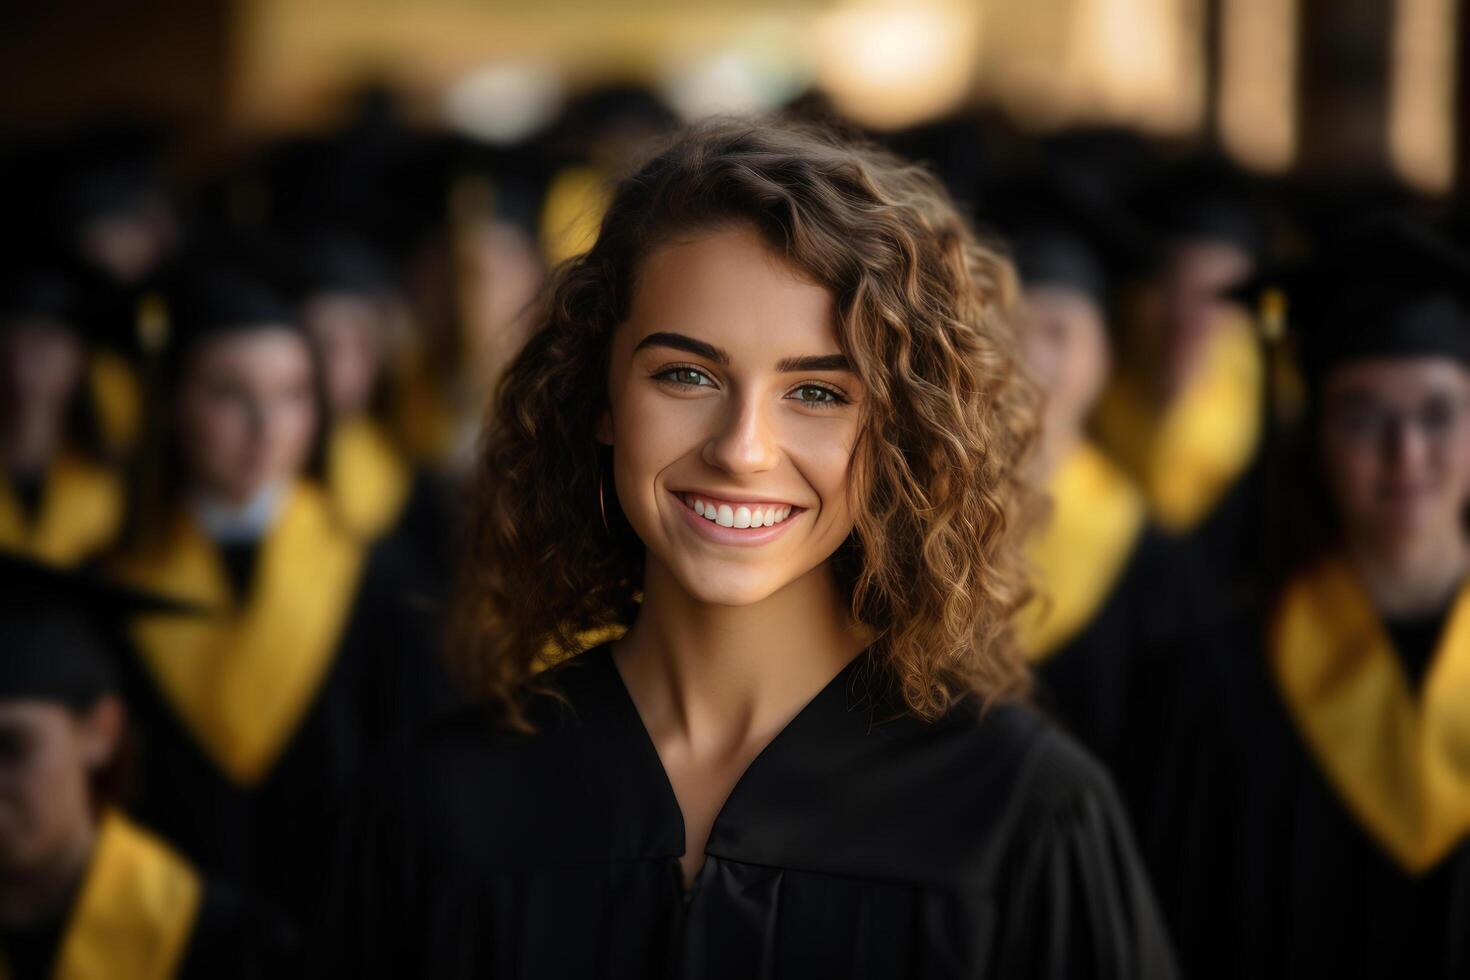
{"left": 977, "top": 0, "right": 1204, "bottom": 134}
{"left": 1218, "top": 0, "right": 1297, "bottom": 171}
{"left": 443, "top": 61, "right": 564, "bottom": 144}
{"left": 1389, "top": 0, "right": 1457, "bottom": 193}
{"left": 661, "top": 22, "right": 813, "bottom": 121}
{"left": 1065, "top": 0, "right": 1205, "bottom": 131}
{"left": 813, "top": 1, "right": 982, "bottom": 131}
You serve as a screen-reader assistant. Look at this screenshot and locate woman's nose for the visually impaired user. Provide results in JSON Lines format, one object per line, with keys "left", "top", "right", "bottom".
{"left": 702, "top": 390, "right": 779, "bottom": 475}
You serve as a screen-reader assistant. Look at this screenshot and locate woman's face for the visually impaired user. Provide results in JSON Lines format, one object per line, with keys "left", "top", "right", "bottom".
{"left": 603, "top": 226, "right": 864, "bottom": 607}
{"left": 302, "top": 293, "right": 385, "bottom": 420}
{"left": 0, "top": 320, "right": 85, "bottom": 431}
{"left": 178, "top": 328, "right": 318, "bottom": 505}
{"left": 0, "top": 698, "right": 119, "bottom": 872}
{"left": 1022, "top": 285, "right": 1111, "bottom": 445}
{"left": 1320, "top": 357, "right": 1470, "bottom": 547}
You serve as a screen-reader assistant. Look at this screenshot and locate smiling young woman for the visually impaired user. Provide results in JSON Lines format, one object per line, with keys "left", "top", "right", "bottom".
{"left": 321, "top": 119, "right": 1176, "bottom": 978}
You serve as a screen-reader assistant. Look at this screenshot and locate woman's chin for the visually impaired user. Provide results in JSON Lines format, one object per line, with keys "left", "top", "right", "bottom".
{"left": 664, "top": 564, "right": 791, "bottom": 609}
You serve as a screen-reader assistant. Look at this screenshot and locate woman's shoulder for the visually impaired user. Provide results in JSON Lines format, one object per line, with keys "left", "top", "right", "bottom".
{"left": 358, "top": 648, "right": 681, "bottom": 869}
{"left": 705, "top": 680, "right": 1132, "bottom": 891}
{"left": 896, "top": 696, "right": 1126, "bottom": 836}
{"left": 384, "top": 648, "right": 626, "bottom": 777}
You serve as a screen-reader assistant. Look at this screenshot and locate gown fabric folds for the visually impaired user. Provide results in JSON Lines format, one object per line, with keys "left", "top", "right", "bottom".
{"left": 319, "top": 644, "right": 1177, "bottom": 979}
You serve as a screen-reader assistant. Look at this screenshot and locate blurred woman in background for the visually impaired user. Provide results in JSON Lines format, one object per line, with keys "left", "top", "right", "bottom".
{"left": 103, "top": 260, "right": 451, "bottom": 955}
{"left": 1171, "top": 216, "right": 1470, "bottom": 980}
{"left": 1095, "top": 160, "right": 1269, "bottom": 590}
{"left": 1004, "top": 179, "right": 1214, "bottom": 806}
{"left": 292, "top": 230, "right": 454, "bottom": 583}
{"left": 0, "top": 258, "right": 124, "bottom": 565}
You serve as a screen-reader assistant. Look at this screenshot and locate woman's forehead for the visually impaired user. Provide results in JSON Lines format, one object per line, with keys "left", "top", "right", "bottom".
{"left": 625, "top": 227, "right": 839, "bottom": 362}
{"left": 1324, "top": 357, "right": 1470, "bottom": 400}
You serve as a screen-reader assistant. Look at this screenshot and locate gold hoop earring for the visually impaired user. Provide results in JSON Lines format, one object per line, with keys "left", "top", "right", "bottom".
{"left": 598, "top": 474, "right": 610, "bottom": 533}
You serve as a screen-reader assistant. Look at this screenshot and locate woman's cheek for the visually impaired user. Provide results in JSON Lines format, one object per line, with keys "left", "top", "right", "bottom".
{"left": 787, "top": 416, "right": 859, "bottom": 528}
{"left": 283, "top": 398, "right": 318, "bottom": 472}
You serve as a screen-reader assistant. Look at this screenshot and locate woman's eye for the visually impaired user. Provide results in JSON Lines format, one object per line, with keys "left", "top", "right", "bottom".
{"left": 655, "top": 367, "right": 715, "bottom": 389}
{"left": 790, "top": 384, "right": 845, "bottom": 406}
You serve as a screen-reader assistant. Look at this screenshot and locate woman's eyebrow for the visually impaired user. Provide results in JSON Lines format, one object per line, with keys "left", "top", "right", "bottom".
{"left": 633, "top": 331, "right": 730, "bottom": 364}
{"left": 633, "top": 332, "right": 851, "bottom": 374}
{"left": 776, "top": 353, "right": 851, "bottom": 373}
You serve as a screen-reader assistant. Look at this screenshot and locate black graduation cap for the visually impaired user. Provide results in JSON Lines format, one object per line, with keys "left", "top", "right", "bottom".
{"left": 1136, "top": 153, "right": 1270, "bottom": 263}
{"left": 156, "top": 255, "right": 302, "bottom": 361}
{"left": 0, "top": 253, "right": 112, "bottom": 341}
{"left": 41, "top": 121, "right": 171, "bottom": 233}
{"left": 288, "top": 230, "right": 399, "bottom": 302}
{"left": 984, "top": 168, "right": 1155, "bottom": 309}
{"left": 0, "top": 552, "right": 198, "bottom": 709}
{"left": 1235, "top": 213, "right": 1470, "bottom": 383}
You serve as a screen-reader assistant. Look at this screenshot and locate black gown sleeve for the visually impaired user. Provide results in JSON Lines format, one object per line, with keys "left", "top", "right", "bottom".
{"left": 994, "top": 732, "right": 1180, "bottom": 980}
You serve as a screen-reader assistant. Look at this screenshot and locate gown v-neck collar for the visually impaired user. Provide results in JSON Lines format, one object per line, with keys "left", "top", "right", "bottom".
{"left": 593, "top": 644, "right": 876, "bottom": 889}
{"left": 543, "top": 643, "right": 1044, "bottom": 892}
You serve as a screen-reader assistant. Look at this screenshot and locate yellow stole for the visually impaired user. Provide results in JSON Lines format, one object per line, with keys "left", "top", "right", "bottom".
{"left": 326, "top": 418, "right": 411, "bottom": 541}
{"left": 23, "top": 810, "right": 201, "bottom": 980}
{"left": 1095, "top": 312, "right": 1263, "bottom": 533}
{"left": 0, "top": 455, "right": 122, "bottom": 566}
{"left": 538, "top": 165, "right": 610, "bottom": 266}
{"left": 109, "top": 483, "right": 367, "bottom": 787}
{"left": 87, "top": 351, "right": 142, "bottom": 460}
{"left": 1020, "top": 443, "right": 1148, "bottom": 661}
{"left": 1270, "top": 557, "right": 1470, "bottom": 873}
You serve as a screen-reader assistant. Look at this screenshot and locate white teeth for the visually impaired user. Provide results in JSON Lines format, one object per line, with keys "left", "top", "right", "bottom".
{"left": 683, "top": 494, "right": 797, "bottom": 528}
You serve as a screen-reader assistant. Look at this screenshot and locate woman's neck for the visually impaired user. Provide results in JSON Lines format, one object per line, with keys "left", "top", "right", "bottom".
{"left": 0, "top": 817, "right": 95, "bottom": 929}
{"left": 1346, "top": 523, "right": 1470, "bottom": 617}
{"left": 613, "top": 560, "right": 868, "bottom": 760}
{"left": 191, "top": 480, "right": 288, "bottom": 543}
{"left": 1034, "top": 426, "right": 1084, "bottom": 484}
{"left": 1, "top": 409, "right": 63, "bottom": 478}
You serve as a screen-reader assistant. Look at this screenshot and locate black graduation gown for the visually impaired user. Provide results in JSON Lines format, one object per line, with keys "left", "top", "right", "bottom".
{"left": 1148, "top": 571, "right": 1470, "bottom": 980}
{"left": 1092, "top": 313, "right": 1271, "bottom": 598}
{"left": 1022, "top": 444, "right": 1220, "bottom": 835}
{"left": 318, "top": 644, "right": 1178, "bottom": 979}
{"left": 1033, "top": 526, "right": 1215, "bottom": 788}
{"left": 324, "top": 417, "right": 457, "bottom": 591}
{"left": 109, "top": 488, "right": 454, "bottom": 943}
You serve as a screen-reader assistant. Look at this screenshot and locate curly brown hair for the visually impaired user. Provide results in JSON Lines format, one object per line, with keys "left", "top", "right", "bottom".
{"left": 454, "top": 117, "right": 1041, "bottom": 729}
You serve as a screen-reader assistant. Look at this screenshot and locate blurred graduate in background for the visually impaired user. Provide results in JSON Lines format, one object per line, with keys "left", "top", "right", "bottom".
{"left": 995, "top": 169, "right": 1217, "bottom": 800}
{"left": 1162, "top": 215, "right": 1470, "bottom": 979}
{"left": 288, "top": 229, "right": 456, "bottom": 585}
{"left": 0, "top": 257, "right": 125, "bottom": 566}
{"left": 98, "top": 254, "right": 453, "bottom": 958}
{"left": 1096, "top": 157, "right": 1273, "bottom": 593}
{"left": 0, "top": 553, "right": 279, "bottom": 979}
